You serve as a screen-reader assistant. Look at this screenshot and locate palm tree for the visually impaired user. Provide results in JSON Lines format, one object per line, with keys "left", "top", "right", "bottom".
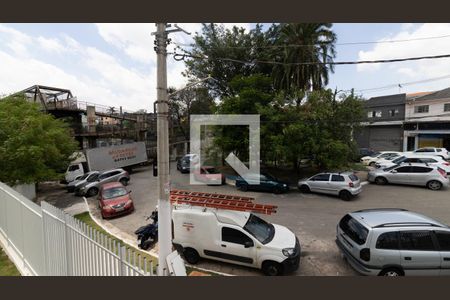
{"left": 271, "top": 23, "right": 337, "bottom": 103}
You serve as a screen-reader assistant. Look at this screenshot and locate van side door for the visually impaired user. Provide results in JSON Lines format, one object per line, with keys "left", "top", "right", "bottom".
{"left": 434, "top": 231, "right": 450, "bottom": 275}
{"left": 204, "top": 227, "right": 257, "bottom": 266}
{"left": 399, "top": 230, "right": 441, "bottom": 276}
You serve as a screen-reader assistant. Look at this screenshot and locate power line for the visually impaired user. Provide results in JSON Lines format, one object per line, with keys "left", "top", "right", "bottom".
{"left": 172, "top": 33, "right": 450, "bottom": 49}
{"left": 353, "top": 74, "right": 450, "bottom": 93}
{"left": 173, "top": 52, "right": 450, "bottom": 66}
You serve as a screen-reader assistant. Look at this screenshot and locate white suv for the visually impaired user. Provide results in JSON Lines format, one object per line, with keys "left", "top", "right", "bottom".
{"left": 376, "top": 154, "right": 450, "bottom": 174}
{"left": 360, "top": 151, "right": 402, "bottom": 166}
{"left": 409, "top": 147, "right": 449, "bottom": 160}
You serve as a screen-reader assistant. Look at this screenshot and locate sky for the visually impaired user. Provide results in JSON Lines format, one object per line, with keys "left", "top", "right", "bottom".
{"left": 2, "top": 23, "right": 450, "bottom": 111}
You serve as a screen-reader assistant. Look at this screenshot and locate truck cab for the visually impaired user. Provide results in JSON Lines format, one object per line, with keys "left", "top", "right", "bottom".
{"left": 172, "top": 206, "right": 300, "bottom": 275}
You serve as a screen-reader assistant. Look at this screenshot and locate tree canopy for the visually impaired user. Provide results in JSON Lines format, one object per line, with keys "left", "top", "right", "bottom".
{"left": 0, "top": 95, "right": 78, "bottom": 185}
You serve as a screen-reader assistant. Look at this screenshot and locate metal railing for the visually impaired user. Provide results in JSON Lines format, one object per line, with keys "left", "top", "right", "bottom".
{"left": 0, "top": 182, "right": 154, "bottom": 276}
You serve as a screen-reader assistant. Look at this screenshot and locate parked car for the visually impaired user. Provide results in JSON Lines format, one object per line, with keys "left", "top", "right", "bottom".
{"left": 235, "top": 172, "right": 289, "bottom": 194}
{"left": 98, "top": 182, "right": 134, "bottom": 219}
{"left": 67, "top": 171, "right": 99, "bottom": 193}
{"left": 193, "top": 166, "right": 226, "bottom": 185}
{"left": 408, "top": 147, "right": 449, "bottom": 160}
{"left": 75, "top": 168, "right": 130, "bottom": 197}
{"left": 298, "top": 172, "right": 362, "bottom": 201}
{"left": 360, "top": 151, "right": 402, "bottom": 166}
{"left": 176, "top": 154, "right": 199, "bottom": 173}
{"left": 376, "top": 154, "right": 450, "bottom": 174}
{"left": 172, "top": 205, "right": 300, "bottom": 275}
{"left": 336, "top": 208, "right": 450, "bottom": 276}
{"left": 368, "top": 163, "right": 449, "bottom": 190}
{"left": 358, "top": 148, "right": 377, "bottom": 160}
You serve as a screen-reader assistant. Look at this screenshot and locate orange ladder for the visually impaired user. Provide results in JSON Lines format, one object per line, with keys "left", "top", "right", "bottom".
{"left": 170, "top": 189, "right": 277, "bottom": 215}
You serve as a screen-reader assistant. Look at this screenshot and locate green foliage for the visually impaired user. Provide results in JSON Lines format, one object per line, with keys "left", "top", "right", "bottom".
{"left": 183, "top": 23, "right": 273, "bottom": 98}
{"left": 0, "top": 95, "right": 78, "bottom": 185}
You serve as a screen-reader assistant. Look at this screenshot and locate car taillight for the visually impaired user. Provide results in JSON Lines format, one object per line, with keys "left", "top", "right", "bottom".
{"left": 349, "top": 182, "right": 354, "bottom": 188}
{"left": 360, "top": 248, "right": 370, "bottom": 262}
{"left": 125, "top": 171, "right": 129, "bottom": 176}
{"left": 443, "top": 162, "right": 450, "bottom": 166}
{"left": 438, "top": 168, "right": 447, "bottom": 178}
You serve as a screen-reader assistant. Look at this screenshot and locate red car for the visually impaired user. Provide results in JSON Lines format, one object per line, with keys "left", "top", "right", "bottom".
{"left": 98, "top": 182, "right": 134, "bottom": 219}
{"left": 193, "top": 166, "right": 226, "bottom": 185}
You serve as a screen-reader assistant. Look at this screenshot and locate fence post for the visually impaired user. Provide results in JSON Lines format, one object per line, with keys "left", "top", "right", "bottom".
{"left": 64, "top": 213, "right": 73, "bottom": 276}
{"left": 41, "top": 203, "right": 49, "bottom": 275}
{"left": 119, "top": 246, "right": 126, "bottom": 276}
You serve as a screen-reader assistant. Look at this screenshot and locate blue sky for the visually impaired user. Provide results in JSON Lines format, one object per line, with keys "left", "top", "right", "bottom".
{"left": 2, "top": 23, "right": 450, "bottom": 110}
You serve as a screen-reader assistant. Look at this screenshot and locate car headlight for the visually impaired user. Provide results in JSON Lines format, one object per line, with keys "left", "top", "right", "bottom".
{"left": 282, "top": 248, "right": 295, "bottom": 257}
{"left": 283, "top": 184, "right": 287, "bottom": 187}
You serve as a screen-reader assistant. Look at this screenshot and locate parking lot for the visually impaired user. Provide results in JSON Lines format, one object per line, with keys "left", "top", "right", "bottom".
{"left": 67, "top": 163, "right": 450, "bottom": 276}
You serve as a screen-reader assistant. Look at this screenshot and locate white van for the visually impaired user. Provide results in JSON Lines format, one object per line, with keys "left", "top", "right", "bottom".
{"left": 172, "top": 206, "right": 300, "bottom": 276}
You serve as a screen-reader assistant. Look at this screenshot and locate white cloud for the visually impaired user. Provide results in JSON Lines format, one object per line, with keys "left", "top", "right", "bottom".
{"left": 37, "top": 36, "right": 67, "bottom": 53}
{"left": 358, "top": 23, "right": 450, "bottom": 76}
{"left": 95, "top": 23, "right": 156, "bottom": 64}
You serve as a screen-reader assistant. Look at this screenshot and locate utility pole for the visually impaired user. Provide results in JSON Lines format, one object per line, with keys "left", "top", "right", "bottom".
{"left": 152, "top": 23, "right": 190, "bottom": 276}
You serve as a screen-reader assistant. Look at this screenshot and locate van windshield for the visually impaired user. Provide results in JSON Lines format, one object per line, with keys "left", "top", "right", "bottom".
{"left": 243, "top": 214, "right": 275, "bottom": 244}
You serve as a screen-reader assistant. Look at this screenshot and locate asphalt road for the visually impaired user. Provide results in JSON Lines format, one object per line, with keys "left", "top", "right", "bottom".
{"left": 76, "top": 162, "right": 450, "bottom": 276}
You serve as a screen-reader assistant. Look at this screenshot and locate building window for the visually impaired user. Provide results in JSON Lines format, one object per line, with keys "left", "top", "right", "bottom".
{"left": 444, "top": 103, "right": 450, "bottom": 112}
{"left": 368, "top": 110, "right": 382, "bottom": 118}
{"left": 414, "top": 105, "right": 429, "bottom": 113}
{"left": 388, "top": 109, "right": 399, "bottom": 117}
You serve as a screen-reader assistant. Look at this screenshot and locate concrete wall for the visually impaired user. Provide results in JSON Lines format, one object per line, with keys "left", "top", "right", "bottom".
{"left": 406, "top": 98, "right": 450, "bottom": 120}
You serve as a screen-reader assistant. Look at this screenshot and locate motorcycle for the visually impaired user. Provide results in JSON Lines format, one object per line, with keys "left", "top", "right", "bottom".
{"left": 134, "top": 209, "right": 158, "bottom": 250}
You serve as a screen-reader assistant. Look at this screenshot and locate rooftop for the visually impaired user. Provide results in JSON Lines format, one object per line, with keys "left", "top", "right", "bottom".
{"left": 350, "top": 209, "right": 447, "bottom": 228}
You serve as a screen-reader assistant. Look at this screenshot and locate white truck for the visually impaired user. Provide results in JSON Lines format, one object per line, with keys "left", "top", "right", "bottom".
{"left": 64, "top": 142, "right": 148, "bottom": 183}
{"left": 172, "top": 205, "right": 301, "bottom": 276}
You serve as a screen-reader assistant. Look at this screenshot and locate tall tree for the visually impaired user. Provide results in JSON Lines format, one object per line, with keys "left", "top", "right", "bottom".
{"left": 182, "top": 23, "right": 272, "bottom": 98}
{"left": 0, "top": 95, "right": 78, "bottom": 185}
{"left": 270, "top": 23, "right": 336, "bottom": 102}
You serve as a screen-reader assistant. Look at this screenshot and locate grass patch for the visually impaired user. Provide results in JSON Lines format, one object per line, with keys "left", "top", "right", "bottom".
{"left": 0, "top": 247, "right": 20, "bottom": 276}
{"left": 74, "top": 212, "right": 158, "bottom": 273}
{"left": 347, "top": 162, "right": 368, "bottom": 172}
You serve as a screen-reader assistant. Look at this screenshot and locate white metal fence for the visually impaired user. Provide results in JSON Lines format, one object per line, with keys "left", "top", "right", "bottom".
{"left": 0, "top": 182, "right": 155, "bottom": 276}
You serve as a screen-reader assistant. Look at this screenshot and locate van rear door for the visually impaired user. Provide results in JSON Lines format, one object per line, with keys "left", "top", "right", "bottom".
{"left": 337, "top": 214, "right": 369, "bottom": 260}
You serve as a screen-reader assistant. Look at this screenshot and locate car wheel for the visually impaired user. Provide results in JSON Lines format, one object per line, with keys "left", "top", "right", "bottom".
{"left": 262, "top": 261, "right": 283, "bottom": 276}
{"left": 339, "top": 190, "right": 352, "bottom": 201}
{"left": 375, "top": 177, "right": 387, "bottom": 185}
{"left": 183, "top": 248, "right": 200, "bottom": 264}
{"left": 379, "top": 267, "right": 404, "bottom": 276}
{"left": 120, "top": 178, "right": 129, "bottom": 186}
{"left": 427, "top": 180, "right": 442, "bottom": 191}
{"left": 299, "top": 185, "right": 310, "bottom": 193}
{"left": 240, "top": 184, "right": 248, "bottom": 192}
{"left": 87, "top": 187, "right": 98, "bottom": 197}
{"left": 369, "top": 161, "right": 376, "bottom": 167}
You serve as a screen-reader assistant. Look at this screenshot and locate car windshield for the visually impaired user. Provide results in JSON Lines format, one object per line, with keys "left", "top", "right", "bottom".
{"left": 370, "top": 152, "right": 380, "bottom": 157}
{"left": 263, "top": 173, "right": 277, "bottom": 181}
{"left": 102, "top": 187, "right": 128, "bottom": 200}
{"left": 383, "top": 165, "right": 398, "bottom": 171}
{"left": 78, "top": 173, "right": 90, "bottom": 180}
{"left": 205, "top": 168, "right": 219, "bottom": 174}
{"left": 392, "top": 156, "right": 406, "bottom": 164}
{"left": 243, "top": 214, "right": 275, "bottom": 244}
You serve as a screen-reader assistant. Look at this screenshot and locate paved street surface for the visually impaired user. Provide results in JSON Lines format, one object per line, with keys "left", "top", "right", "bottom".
{"left": 46, "top": 163, "right": 450, "bottom": 276}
